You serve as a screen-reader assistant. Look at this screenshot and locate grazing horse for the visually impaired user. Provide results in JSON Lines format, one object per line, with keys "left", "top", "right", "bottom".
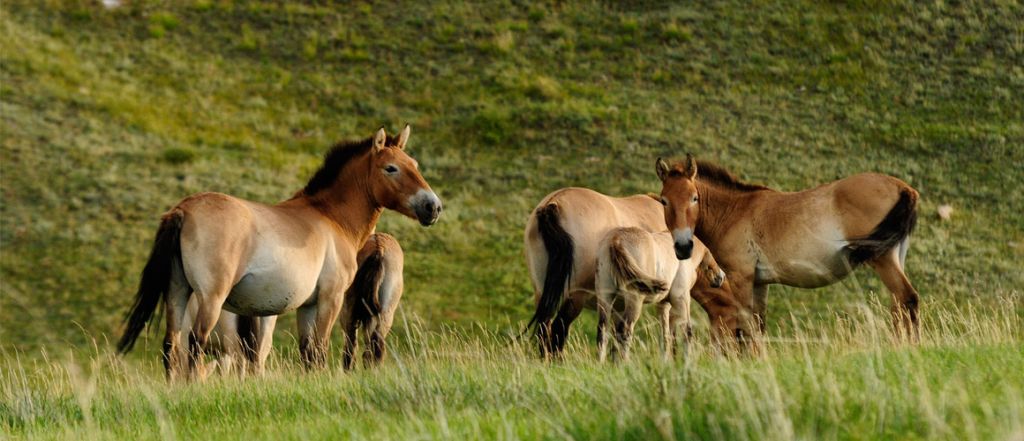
{"left": 525, "top": 155, "right": 756, "bottom": 356}
{"left": 339, "top": 232, "right": 405, "bottom": 370}
{"left": 595, "top": 229, "right": 726, "bottom": 361}
{"left": 656, "top": 157, "right": 920, "bottom": 340}
{"left": 117, "top": 126, "right": 442, "bottom": 380}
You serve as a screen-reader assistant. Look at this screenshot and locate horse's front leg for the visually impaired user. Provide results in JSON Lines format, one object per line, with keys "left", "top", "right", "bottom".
{"left": 249, "top": 315, "right": 277, "bottom": 376}
{"left": 595, "top": 296, "right": 612, "bottom": 363}
{"left": 667, "top": 292, "right": 692, "bottom": 361}
{"left": 752, "top": 283, "right": 769, "bottom": 333}
{"left": 298, "top": 290, "right": 344, "bottom": 370}
{"left": 337, "top": 296, "right": 360, "bottom": 371}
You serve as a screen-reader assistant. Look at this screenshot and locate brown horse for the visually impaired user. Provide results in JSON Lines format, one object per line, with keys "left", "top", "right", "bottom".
{"left": 117, "top": 126, "right": 442, "bottom": 380}
{"left": 595, "top": 230, "right": 726, "bottom": 361}
{"left": 181, "top": 233, "right": 404, "bottom": 376}
{"left": 524, "top": 155, "right": 755, "bottom": 356}
{"left": 656, "top": 158, "right": 920, "bottom": 339}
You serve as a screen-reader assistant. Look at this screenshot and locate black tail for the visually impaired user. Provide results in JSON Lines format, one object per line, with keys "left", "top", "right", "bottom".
{"left": 348, "top": 247, "right": 386, "bottom": 327}
{"left": 117, "top": 210, "right": 185, "bottom": 353}
{"left": 526, "top": 204, "right": 574, "bottom": 330}
{"left": 846, "top": 188, "right": 919, "bottom": 265}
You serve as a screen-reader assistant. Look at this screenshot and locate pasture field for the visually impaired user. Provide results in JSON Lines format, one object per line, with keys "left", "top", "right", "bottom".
{"left": 1, "top": 1, "right": 1022, "bottom": 439}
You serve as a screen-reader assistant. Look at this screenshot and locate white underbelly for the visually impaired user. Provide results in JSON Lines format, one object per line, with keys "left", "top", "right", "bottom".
{"left": 223, "top": 246, "right": 325, "bottom": 316}
{"left": 224, "top": 270, "right": 319, "bottom": 316}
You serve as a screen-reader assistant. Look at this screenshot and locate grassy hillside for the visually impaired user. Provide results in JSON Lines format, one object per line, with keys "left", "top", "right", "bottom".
{"left": 1, "top": 1, "right": 1023, "bottom": 438}
{"left": 3, "top": 0, "right": 1021, "bottom": 350}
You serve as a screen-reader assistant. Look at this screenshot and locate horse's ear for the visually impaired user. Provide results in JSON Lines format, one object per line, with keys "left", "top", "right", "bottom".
{"left": 395, "top": 124, "right": 411, "bottom": 150}
{"left": 373, "top": 127, "right": 387, "bottom": 151}
{"left": 656, "top": 157, "right": 670, "bottom": 181}
{"left": 683, "top": 153, "right": 698, "bottom": 180}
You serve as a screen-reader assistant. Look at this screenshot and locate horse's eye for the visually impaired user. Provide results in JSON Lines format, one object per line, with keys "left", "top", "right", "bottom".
{"left": 660, "top": 197, "right": 668, "bottom": 206}
{"left": 692, "top": 195, "right": 699, "bottom": 204}
{"left": 384, "top": 165, "right": 399, "bottom": 174}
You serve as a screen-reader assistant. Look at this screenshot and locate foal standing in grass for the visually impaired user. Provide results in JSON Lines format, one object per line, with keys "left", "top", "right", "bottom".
{"left": 117, "top": 126, "right": 442, "bottom": 381}
{"left": 595, "top": 229, "right": 726, "bottom": 361}
{"left": 656, "top": 157, "right": 920, "bottom": 340}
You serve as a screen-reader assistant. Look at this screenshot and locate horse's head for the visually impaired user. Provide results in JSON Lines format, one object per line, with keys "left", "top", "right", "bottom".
{"left": 656, "top": 154, "right": 700, "bottom": 259}
{"left": 691, "top": 275, "right": 761, "bottom": 355}
{"left": 368, "top": 126, "right": 442, "bottom": 226}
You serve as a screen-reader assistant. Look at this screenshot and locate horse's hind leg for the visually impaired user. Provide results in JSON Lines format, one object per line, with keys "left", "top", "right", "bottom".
{"left": 187, "top": 285, "right": 232, "bottom": 381}
{"left": 163, "top": 264, "right": 191, "bottom": 382}
{"left": 547, "top": 292, "right": 586, "bottom": 356}
{"left": 613, "top": 295, "right": 643, "bottom": 361}
{"left": 869, "top": 247, "right": 920, "bottom": 342}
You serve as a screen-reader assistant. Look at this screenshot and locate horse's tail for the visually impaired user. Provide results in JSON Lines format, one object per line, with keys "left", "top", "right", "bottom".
{"left": 608, "top": 237, "right": 668, "bottom": 294}
{"left": 349, "top": 244, "right": 386, "bottom": 326}
{"left": 526, "top": 203, "right": 574, "bottom": 330}
{"left": 117, "top": 210, "right": 185, "bottom": 354}
{"left": 846, "top": 187, "right": 919, "bottom": 265}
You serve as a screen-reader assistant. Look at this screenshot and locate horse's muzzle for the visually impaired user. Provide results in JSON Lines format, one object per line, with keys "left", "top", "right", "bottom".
{"left": 674, "top": 240, "right": 693, "bottom": 260}
{"left": 672, "top": 228, "right": 694, "bottom": 260}
{"left": 415, "top": 195, "right": 442, "bottom": 226}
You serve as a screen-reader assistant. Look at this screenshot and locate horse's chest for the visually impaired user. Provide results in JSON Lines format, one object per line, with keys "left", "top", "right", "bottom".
{"left": 224, "top": 252, "right": 324, "bottom": 316}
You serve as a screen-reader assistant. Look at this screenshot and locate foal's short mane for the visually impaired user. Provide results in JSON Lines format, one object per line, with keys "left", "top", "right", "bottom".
{"left": 303, "top": 134, "right": 397, "bottom": 195}
{"left": 696, "top": 160, "right": 769, "bottom": 192}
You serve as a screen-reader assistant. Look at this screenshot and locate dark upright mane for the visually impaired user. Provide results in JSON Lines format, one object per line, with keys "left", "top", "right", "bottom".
{"left": 303, "top": 135, "right": 396, "bottom": 195}
{"left": 696, "top": 160, "right": 769, "bottom": 192}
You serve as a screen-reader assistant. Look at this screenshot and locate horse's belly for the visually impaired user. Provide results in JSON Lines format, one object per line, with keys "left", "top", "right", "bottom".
{"left": 224, "top": 271, "right": 318, "bottom": 316}
{"left": 761, "top": 252, "right": 853, "bottom": 288}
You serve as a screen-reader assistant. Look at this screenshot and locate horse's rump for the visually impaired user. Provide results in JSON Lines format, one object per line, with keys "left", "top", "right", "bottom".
{"left": 348, "top": 245, "right": 386, "bottom": 326}
{"left": 118, "top": 209, "right": 186, "bottom": 353}
{"left": 606, "top": 231, "right": 668, "bottom": 295}
{"left": 527, "top": 203, "right": 575, "bottom": 330}
{"left": 845, "top": 188, "right": 919, "bottom": 265}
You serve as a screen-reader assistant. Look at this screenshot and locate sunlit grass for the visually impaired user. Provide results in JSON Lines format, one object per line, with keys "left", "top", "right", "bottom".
{"left": 2, "top": 293, "right": 1022, "bottom": 440}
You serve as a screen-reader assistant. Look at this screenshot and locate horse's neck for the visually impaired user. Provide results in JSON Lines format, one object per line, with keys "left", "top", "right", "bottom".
{"left": 696, "top": 184, "right": 763, "bottom": 241}
{"left": 299, "top": 166, "right": 383, "bottom": 246}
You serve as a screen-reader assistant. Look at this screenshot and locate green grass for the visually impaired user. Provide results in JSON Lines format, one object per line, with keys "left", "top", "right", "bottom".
{"left": 3, "top": 298, "right": 1023, "bottom": 440}
{"left": 1, "top": 0, "right": 1022, "bottom": 439}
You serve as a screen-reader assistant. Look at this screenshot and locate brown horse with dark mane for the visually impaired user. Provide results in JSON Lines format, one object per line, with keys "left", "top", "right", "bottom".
{"left": 656, "top": 158, "right": 920, "bottom": 340}
{"left": 117, "top": 126, "right": 441, "bottom": 380}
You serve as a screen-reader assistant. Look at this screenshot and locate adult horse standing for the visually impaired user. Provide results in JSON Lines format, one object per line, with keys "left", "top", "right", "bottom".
{"left": 117, "top": 126, "right": 442, "bottom": 380}
{"left": 655, "top": 158, "right": 920, "bottom": 340}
